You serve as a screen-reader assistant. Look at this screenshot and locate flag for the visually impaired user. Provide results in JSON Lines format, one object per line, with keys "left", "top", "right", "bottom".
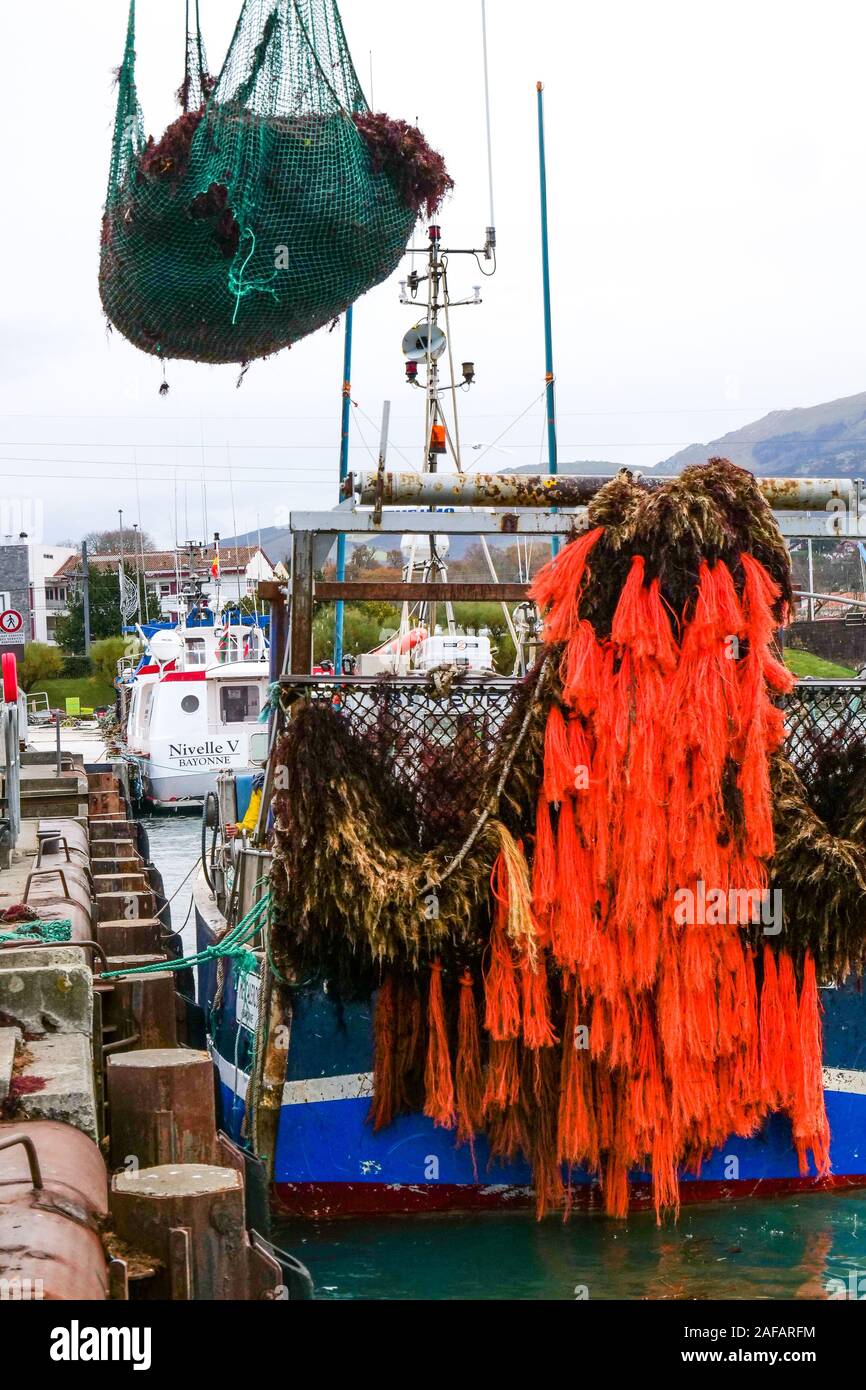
{"left": 210, "top": 541, "right": 221, "bottom": 581}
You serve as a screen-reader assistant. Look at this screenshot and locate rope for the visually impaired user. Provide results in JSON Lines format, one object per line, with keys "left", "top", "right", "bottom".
{"left": 442, "top": 268, "right": 463, "bottom": 473}
{"left": 155, "top": 855, "right": 203, "bottom": 920}
{"left": 0, "top": 919, "right": 72, "bottom": 945}
{"left": 467, "top": 383, "right": 550, "bottom": 472}
{"left": 99, "top": 893, "right": 269, "bottom": 980}
{"left": 428, "top": 655, "right": 550, "bottom": 888}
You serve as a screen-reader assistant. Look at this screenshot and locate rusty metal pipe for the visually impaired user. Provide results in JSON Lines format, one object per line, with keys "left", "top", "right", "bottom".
{"left": 348, "top": 470, "right": 858, "bottom": 512}
{"left": 102, "top": 1032, "right": 141, "bottom": 1055}
{"left": 0, "top": 1132, "right": 43, "bottom": 1189}
{"left": 0, "top": 936, "right": 109, "bottom": 972}
{"left": 0, "top": 1121, "right": 108, "bottom": 1301}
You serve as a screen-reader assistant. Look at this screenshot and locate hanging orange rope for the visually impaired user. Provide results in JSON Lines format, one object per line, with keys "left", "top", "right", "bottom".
{"left": 516, "top": 524, "right": 829, "bottom": 1219}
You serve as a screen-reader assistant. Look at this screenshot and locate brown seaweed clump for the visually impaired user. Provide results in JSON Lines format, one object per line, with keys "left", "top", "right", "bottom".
{"left": 770, "top": 755, "right": 866, "bottom": 980}
{"left": 583, "top": 457, "right": 793, "bottom": 636}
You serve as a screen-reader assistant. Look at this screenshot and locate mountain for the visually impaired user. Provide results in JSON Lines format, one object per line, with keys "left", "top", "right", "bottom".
{"left": 661, "top": 391, "right": 866, "bottom": 476}
{"left": 222, "top": 461, "right": 624, "bottom": 562}
{"left": 505, "top": 460, "right": 621, "bottom": 476}
{"left": 225, "top": 523, "right": 292, "bottom": 560}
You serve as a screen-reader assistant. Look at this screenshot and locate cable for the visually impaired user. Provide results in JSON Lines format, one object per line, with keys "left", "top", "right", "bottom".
{"left": 441, "top": 259, "right": 463, "bottom": 472}
{"left": 351, "top": 403, "right": 417, "bottom": 470}
{"left": 154, "top": 854, "right": 203, "bottom": 921}
{"left": 466, "top": 383, "right": 550, "bottom": 471}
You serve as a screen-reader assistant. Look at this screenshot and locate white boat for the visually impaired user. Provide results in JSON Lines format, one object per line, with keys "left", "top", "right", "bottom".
{"left": 122, "top": 613, "right": 269, "bottom": 808}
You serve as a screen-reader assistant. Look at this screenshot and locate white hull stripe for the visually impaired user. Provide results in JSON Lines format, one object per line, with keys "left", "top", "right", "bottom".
{"left": 210, "top": 1044, "right": 373, "bottom": 1105}
{"left": 282, "top": 1072, "right": 375, "bottom": 1103}
{"left": 210, "top": 1046, "right": 866, "bottom": 1108}
{"left": 823, "top": 1066, "right": 866, "bottom": 1096}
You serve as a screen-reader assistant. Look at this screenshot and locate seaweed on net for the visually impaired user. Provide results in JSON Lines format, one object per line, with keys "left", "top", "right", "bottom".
{"left": 769, "top": 755, "right": 866, "bottom": 979}
{"left": 268, "top": 458, "right": 866, "bottom": 1220}
{"left": 269, "top": 659, "right": 552, "bottom": 997}
{"left": 270, "top": 703, "right": 495, "bottom": 993}
{"left": 801, "top": 738, "right": 866, "bottom": 837}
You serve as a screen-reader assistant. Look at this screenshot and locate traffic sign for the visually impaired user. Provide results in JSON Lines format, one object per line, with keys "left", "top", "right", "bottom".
{"left": 0, "top": 610, "right": 24, "bottom": 645}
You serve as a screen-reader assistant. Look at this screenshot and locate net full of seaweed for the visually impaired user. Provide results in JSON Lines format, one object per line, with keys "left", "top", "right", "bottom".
{"left": 269, "top": 459, "right": 866, "bottom": 1220}
{"left": 100, "top": 0, "right": 452, "bottom": 366}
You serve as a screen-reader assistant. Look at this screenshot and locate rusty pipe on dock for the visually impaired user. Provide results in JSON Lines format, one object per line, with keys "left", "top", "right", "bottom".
{"left": 343, "top": 470, "right": 858, "bottom": 511}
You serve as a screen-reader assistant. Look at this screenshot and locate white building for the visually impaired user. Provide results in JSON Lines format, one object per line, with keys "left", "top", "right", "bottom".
{"left": 30, "top": 545, "right": 77, "bottom": 643}
{"left": 52, "top": 545, "right": 276, "bottom": 626}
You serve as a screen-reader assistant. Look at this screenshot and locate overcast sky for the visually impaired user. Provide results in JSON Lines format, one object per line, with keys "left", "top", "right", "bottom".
{"left": 1, "top": 0, "right": 865, "bottom": 549}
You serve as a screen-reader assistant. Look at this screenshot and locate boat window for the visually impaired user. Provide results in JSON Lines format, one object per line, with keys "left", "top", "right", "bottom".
{"left": 219, "top": 684, "right": 260, "bottom": 724}
{"left": 185, "top": 637, "right": 207, "bottom": 667}
{"left": 181, "top": 694, "right": 200, "bottom": 713}
{"left": 217, "top": 631, "right": 243, "bottom": 663}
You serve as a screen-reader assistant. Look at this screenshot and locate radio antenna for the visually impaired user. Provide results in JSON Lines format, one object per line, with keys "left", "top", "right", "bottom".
{"left": 480, "top": 1, "right": 496, "bottom": 255}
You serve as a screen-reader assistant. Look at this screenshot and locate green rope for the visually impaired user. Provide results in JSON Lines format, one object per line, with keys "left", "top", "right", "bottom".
{"left": 265, "top": 931, "right": 290, "bottom": 986}
{"left": 0, "top": 919, "right": 72, "bottom": 945}
{"left": 258, "top": 681, "right": 280, "bottom": 721}
{"left": 234, "top": 947, "right": 260, "bottom": 977}
{"left": 99, "top": 894, "right": 270, "bottom": 980}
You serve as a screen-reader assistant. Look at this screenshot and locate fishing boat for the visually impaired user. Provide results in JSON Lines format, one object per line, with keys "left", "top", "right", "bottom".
{"left": 120, "top": 570, "right": 270, "bottom": 808}
{"left": 191, "top": 215, "right": 866, "bottom": 1218}
{"left": 194, "top": 614, "right": 866, "bottom": 1216}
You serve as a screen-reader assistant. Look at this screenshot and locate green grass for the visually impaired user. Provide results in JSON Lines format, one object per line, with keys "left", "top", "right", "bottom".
{"left": 30, "top": 676, "right": 116, "bottom": 712}
{"left": 783, "top": 648, "right": 857, "bottom": 679}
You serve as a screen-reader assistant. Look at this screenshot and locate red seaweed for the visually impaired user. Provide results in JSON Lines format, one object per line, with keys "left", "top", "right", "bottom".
{"left": 352, "top": 112, "right": 453, "bottom": 217}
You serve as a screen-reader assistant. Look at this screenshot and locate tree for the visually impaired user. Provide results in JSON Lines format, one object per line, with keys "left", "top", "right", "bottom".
{"left": 347, "top": 544, "right": 379, "bottom": 577}
{"left": 18, "top": 642, "right": 63, "bottom": 691}
{"left": 54, "top": 568, "right": 125, "bottom": 653}
{"left": 452, "top": 602, "right": 516, "bottom": 672}
{"left": 312, "top": 602, "right": 399, "bottom": 664}
{"left": 82, "top": 527, "right": 156, "bottom": 556}
{"left": 90, "top": 636, "right": 138, "bottom": 684}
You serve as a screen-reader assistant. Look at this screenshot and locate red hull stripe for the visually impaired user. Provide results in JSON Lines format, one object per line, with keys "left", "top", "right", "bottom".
{"left": 135, "top": 664, "right": 205, "bottom": 679}
{"left": 273, "top": 1173, "right": 866, "bottom": 1219}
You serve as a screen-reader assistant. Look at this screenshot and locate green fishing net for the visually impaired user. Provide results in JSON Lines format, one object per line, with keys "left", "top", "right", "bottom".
{"left": 100, "top": 0, "right": 451, "bottom": 366}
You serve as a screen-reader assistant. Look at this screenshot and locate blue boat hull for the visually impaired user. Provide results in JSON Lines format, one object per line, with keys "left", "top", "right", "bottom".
{"left": 197, "top": 905, "right": 866, "bottom": 1215}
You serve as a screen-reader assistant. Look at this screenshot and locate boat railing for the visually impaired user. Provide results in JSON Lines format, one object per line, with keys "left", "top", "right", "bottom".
{"left": 26, "top": 691, "right": 50, "bottom": 718}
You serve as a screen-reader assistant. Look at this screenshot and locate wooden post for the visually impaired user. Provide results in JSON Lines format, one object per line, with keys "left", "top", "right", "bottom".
{"left": 251, "top": 967, "right": 293, "bottom": 1181}
{"left": 267, "top": 584, "right": 289, "bottom": 681}
{"left": 289, "top": 533, "right": 315, "bottom": 675}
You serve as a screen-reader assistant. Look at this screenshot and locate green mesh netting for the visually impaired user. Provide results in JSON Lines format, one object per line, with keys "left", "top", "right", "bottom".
{"left": 100, "top": 0, "right": 447, "bottom": 365}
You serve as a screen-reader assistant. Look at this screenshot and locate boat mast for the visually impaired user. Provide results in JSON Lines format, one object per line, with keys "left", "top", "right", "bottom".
{"left": 536, "top": 80, "right": 559, "bottom": 556}
{"left": 333, "top": 304, "right": 353, "bottom": 675}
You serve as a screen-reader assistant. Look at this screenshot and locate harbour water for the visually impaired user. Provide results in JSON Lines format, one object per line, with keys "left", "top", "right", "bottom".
{"left": 148, "top": 814, "right": 866, "bottom": 1301}
{"left": 140, "top": 812, "right": 201, "bottom": 956}
{"left": 275, "top": 1195, "right": 866, "bottom": 1301}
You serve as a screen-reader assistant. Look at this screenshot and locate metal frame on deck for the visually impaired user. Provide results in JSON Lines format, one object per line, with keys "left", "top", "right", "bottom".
{"left": 285, "top": 504, "right": 572, "bottom": 676}
{"left": 271, "top": 675, "right": 866, "bottom": 804}
{"left": 276, "top": 472, "right": 866, "bottom": 677}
